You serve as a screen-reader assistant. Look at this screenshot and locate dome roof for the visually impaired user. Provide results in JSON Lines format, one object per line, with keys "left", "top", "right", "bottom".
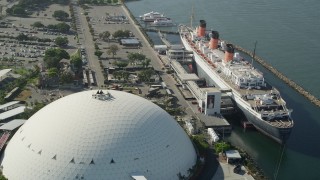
{"left": 1, "top": 90, "right": 196, "bottom": 180}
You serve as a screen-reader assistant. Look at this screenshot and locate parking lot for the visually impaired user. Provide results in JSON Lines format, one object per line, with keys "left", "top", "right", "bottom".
{"left": 0, "top": 3, "right": 78, "bottom": 69}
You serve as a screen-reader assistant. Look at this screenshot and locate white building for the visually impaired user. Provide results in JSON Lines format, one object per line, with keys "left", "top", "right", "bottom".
{"left": 1, "top": 90, "right": 196, "bottom": 180}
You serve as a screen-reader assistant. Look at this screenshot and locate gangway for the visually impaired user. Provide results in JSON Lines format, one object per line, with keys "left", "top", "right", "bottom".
{"left": 158, "top": 31, "right": 171, "bottom": 47}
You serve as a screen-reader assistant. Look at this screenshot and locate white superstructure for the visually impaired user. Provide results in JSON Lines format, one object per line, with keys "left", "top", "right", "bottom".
{"left": 1, "top": 90, "right": 196, "bottom": 180}
{"left": 139, "top": 11, "right": 165, "bottom": 22}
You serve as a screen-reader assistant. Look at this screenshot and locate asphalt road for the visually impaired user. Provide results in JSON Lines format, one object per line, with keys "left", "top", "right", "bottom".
{"left": 71, "top": 0, "right": 104, "bottom": 87}
{"left": 121, "top": 6, "right": 205, "bottom": 129}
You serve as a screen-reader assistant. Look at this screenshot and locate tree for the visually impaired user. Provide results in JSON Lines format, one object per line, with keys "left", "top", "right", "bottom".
{"left": 107, "top": 0, "right": 112, "bottom": 4}
{"left": 127, "top": 52, "right": 146, "bottom": 66}
{"left": 113, "top": 70, "right": 129, "bottom": 81}
{"left": 47, "top": 68, "right": 58, "bottom": 78}
{"left": 52, "top": 10, "right": 69, "bottom": 21}
{"left": 214, "top": 141, "right": 231, "bottom": 153}
{"left": 191, "top": 134, "right": 209, "bottom": 156}
{"left": 56, "top": 22, "right": 71, "bottom": 33}
{"left": 55, "top": 36, "right": 69, "bottom": 47}
{"left": 44, "top": 48, "right": 70, "bottom": 60}
{"left": 120, "top": 70, "right": 130, "bottom": 81}
{"left": 141, "top": 58, "right": 151, "bottom": 68}
{"left": 99, "top": 31, "right": 111, "bottom": 41}
{"left": 113, "top": 0, "right": 118, "bottom": 4}
{"left": 9, "top": 5, "right": 27, "bottom": 16}
{"left": 16, "top": 33, "right": 29, "bottom": 41}
{"left": 94, "top": 50, "right": 103, "bottom": 59}
{"left": 47, "top": 24, "right": 57, "bottom": 31}
{"left": 47, "top": 23, "right": 71, "bottom": 33}
{"left": 113, "top": 30, "right": 130, "bottom": 39}
{"left": 138, "top": 69, "right": 154, "bottom": 82}
{"left": 60, "top": 71, "right": 74, "bottom": 84}
{"left": 113, "top": 61, "right": 128, "bottom": 69}
{"left": 44, "top": 48, "right": 70, "bottom": 69}
{"left": 31, "top": 21, "right": 45, "bottom": 28}
{"left": 107, "top": 44, "right": 119, "bottom": 58}
{"left": 112, "top": 71, "right": 121, "bottom": 81}
{"left": 70, "top": 53, "right": 82, "bottom": 69}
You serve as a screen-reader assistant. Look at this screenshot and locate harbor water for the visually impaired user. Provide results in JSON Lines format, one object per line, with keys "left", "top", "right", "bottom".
{"left": 126, "top": 0, "right": 320, "bottom": 179}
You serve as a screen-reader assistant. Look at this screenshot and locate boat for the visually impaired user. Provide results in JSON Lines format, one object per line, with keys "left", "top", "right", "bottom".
{"left": 139, "top": 11, "right": 165, "bottom": 22}
{"left": 179, "top": 20, "right": 294, "bottom": 144}
{"left": 150, "top": 17, "right": 175, "bottom": 27}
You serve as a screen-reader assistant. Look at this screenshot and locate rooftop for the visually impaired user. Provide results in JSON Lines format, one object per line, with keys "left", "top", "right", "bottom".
{"left": 0, "top": 119, "right": 26, "bottom": 131}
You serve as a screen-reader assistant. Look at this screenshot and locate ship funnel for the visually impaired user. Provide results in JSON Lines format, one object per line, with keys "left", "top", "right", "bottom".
{"left": 197, "top": 20, "right": 206, "bottom": 37}
{"left": 209, "top": 31, "right": 219, "bottom": 49}
{"left": 224, "top": 44, "right": 235, "bottom": 62}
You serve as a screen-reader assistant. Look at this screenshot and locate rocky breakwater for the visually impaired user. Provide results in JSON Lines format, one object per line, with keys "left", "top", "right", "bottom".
{"left": 231, "top": 43, "right": 320, "bottom": 107}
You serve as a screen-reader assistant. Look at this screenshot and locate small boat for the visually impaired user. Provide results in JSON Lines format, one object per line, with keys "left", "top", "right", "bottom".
{"left": 139, "top": 11, "right": 165, "bottom": 22}
{"left": 150, "top": 17, "right": 175, "bottom": 27}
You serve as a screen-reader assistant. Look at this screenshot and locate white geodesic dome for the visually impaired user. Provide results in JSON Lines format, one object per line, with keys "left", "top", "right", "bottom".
{"left": 1, "top": 90, "right": 196, "bottom": 180}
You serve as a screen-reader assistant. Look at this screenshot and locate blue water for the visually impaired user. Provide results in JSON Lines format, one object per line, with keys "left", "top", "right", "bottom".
{"left": 126, "top": 0, "right": 320, "bottom": 179}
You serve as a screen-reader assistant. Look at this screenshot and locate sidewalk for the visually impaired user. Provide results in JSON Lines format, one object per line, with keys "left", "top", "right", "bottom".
{"left": 212, "top": 156, "right": 255, "bottom": 180}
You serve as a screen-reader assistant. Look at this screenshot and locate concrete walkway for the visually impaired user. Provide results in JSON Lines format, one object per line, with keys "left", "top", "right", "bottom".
{"left": 212, "top": 162, "right": 255, "bottom": 180}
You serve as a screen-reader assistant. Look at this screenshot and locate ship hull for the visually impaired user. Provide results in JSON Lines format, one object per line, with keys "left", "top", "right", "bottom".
{"left": 180, "top": 32, "right": 292, "bottom": 144}
{"left": 238, "top": 103, "right": 292, "bottom": 143}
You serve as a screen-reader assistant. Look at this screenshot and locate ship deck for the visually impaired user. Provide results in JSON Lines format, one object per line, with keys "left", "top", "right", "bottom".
{"left": 180, "top": 25, "right": 293, "bottom": 128}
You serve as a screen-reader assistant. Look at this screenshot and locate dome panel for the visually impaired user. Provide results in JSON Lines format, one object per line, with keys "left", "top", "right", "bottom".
{"left": 1, "top": 90, "right": 196, "bottom": 180}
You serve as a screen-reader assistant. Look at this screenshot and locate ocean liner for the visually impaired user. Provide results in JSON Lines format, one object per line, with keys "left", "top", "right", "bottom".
{"left": 179, "top": 20, "right": 294, "bottom": 143}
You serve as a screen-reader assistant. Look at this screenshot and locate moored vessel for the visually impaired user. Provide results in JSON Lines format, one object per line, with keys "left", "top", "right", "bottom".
{"left": 150, "top": 17, "right": 175, "bottom": 27}
{"left": 179, "top": 20, "right": 294, "bottom": 144}
{"left": 139, "top": 11, "right": 165, "bottom": 22}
